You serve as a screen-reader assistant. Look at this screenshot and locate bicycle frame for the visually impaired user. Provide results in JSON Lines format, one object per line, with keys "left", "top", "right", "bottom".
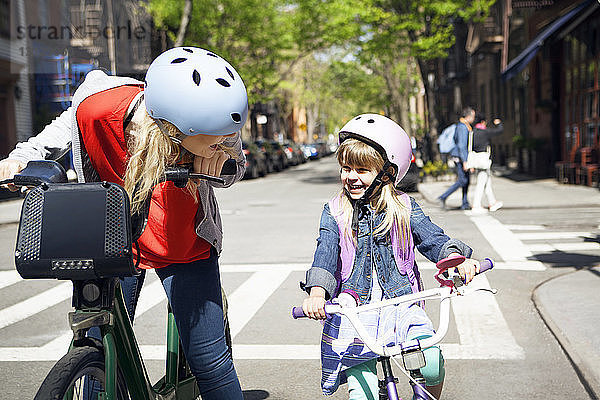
{"left": 293, "top": 259, "right": 496, "bottom": 400}
{"left": 68, "top": 278, "right": 199, "bottom": 400}
{"left": 324, "top": 286, "right": 453, "bottom": 357}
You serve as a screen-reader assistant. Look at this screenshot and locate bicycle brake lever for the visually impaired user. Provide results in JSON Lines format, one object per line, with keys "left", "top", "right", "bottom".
{"left": 188, "top": 173, "right": 225, "bottom": 185}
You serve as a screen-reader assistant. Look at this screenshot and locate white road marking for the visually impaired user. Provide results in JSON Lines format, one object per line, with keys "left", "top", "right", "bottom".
{"left": 0, "top": 261, "right": 528, "bottom": 361}
{"left": 0, "top": 270, "right": 21, "bottom": 290}
{"left": 527, "top": 242, "right": 599, "bottom": 252}
{"left": 448, "top": 274, "right": 524, "bottom": 359}
{"left": 468, "top": 214, "right": 535, "bottom": 262}
{"left": 0, "top": 281, "right": 71, "bottom": 329}
{"left": 515, "top": 232, "right": 592, "bottom": 240}
{"left": 504, "top": 224, "right": 545, "bottom": 231}
{"left": 220, "top": 263, "right": 308, "bottom": 272}
{"left": 228, "top": 269, "right": 291, "bottom": 339}
{"left": 416, "top": 260, "right": 546, "bottom": 271}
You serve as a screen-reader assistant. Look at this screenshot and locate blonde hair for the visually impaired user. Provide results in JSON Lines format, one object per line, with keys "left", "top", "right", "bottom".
{"left": 334, "top": 138, "right": 411, "bottom": 248}
{"left": 123, "top": 112, "right": 195, "bottom": 213}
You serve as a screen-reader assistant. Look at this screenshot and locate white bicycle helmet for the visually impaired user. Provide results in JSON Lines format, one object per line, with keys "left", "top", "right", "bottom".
{"left": 144, "top": 47, "right": 248, "bottom": 136}
{"left": 338, "top": 114, "right": 413, "bottom": 186}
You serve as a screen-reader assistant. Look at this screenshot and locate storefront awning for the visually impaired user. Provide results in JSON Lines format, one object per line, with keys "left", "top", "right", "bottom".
{"left": 501, "top": 0, "right": 595, "bottom": 81}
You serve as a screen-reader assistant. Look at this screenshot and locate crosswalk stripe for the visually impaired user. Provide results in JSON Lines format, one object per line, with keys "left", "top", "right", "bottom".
{"left": 515, "top": 232, "right": 592, "bottom": 240}
{"left": 469, "top": 214, "right": 534, "bottom": 261}
{"left": 527, "top": 242, "right": 599, "bottom": 252}
{"left": 0, "top": 270, "right": 21, "bottom": 290}
{"left": 0, "top": 281, "right": 71, "bottom": 329}
{"left": 505, "top": 224, "right": 545, "bottom": 231}
{"left": 228, "top": 270, "right": 291, "bottom": 339}
{"left": 450, "top": 274, "right": 524, "bottom": 359}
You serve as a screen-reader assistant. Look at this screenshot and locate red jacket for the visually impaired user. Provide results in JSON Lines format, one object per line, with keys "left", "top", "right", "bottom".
{"left": 77, "top": 85, "right": 211, "bottom": 269}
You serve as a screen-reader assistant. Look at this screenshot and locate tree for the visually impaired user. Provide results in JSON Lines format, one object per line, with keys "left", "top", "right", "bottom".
{"left": 374, "top": 0, "right": 496, "bottom": 159}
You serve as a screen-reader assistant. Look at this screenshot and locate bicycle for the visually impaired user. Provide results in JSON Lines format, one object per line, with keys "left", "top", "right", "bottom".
{"left": 292, "top": 256, "right": 496, "bottom": 400}
{"left": 5, "top": 158, "right": 237, "bottom": 400}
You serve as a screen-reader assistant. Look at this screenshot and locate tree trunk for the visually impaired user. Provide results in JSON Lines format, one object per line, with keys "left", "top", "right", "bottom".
{"left": 416, "top": 59, "right": 440, "bottom": 162}
{"left": 174, "top": 0, "right": 193, "bottom": 47}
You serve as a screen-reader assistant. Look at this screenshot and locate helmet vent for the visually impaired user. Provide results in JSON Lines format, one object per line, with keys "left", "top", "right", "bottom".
{"left": 355, "top": 116, "right": 361, "bottom": 120}
{"left": 183, "top": 48, "right": 193, "bottom": 53}
{"left": 226, "top": 67, "right": 235, "bottom": 80}
{"left": 368, "top": 119, "right": 375, "bottom": 123}
{"left": 192, "top": 70, "right": 201, "bottom": 85}
{"left": 231, "top": 113, "right": 241, "bottom": 123}
{"left": 171, "top": 58, "right": 187, "bottom": 64}
{"left": 216, "top": 78, "right": 231, "bottom": 87}
{"left": 207, "top": 52, "right": 218, "bottom": 58}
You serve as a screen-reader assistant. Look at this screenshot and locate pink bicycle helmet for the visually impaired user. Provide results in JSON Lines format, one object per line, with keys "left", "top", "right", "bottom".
{"left": 338, "top": 113, "right": 413, "bottom": 186}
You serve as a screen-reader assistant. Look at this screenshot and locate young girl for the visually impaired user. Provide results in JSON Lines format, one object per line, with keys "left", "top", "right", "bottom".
{"left": 0, "top": 47, "right": 248, "bottom": 399}
{"left": 302, "top": 114, "right": 479, "bottom": 400}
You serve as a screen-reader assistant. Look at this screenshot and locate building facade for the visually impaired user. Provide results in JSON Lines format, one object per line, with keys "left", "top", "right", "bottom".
{"left": 434, "top": 0, "right": 599, "bottom": 186}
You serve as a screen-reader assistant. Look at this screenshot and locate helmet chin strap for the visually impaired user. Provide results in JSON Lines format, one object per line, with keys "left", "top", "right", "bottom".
{"left": 349, "top": 161, "right": 395, "bottom": 232}
{"left": 152, "top": 117, "right": 190, "bottom": 163}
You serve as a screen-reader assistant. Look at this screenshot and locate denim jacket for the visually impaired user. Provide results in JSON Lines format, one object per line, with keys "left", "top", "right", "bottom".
{"left": 304, "top": 197, "right": 472, "bottom": 301}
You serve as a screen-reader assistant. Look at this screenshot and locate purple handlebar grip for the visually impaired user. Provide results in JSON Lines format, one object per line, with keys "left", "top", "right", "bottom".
{"left": 478, "top": 258, "right": 494, "bottom": 274}
{"left": 291, "top": 307, "right": 306, "bottom": 319}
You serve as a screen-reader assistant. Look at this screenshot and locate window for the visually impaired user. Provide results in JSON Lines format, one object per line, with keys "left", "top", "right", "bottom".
{"left": 585, "top": 123, "right": 595, "bottom": 147}
{"left": 0, "top": 0, "right": 9, "bottom": 39}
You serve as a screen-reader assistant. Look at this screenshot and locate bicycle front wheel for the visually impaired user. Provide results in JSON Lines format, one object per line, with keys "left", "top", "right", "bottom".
{"left": 34, "top": 346, "right": 129, "bottom": 400}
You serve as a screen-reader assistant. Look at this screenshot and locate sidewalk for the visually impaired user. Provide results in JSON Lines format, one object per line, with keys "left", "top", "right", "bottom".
{"left": 418, "top": 171, "right": 600, "bottom": 398}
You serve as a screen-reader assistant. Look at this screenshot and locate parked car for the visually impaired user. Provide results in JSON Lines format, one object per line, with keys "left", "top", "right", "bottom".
{"left": 254, "top": 139, "right": 276, "bottom": 173}
{"left": 282, "top": 141, "right": 306, "bottom": 166}
{"left": 267, "top": 140, "right": 288, "bottom": 171}
{"left": 302, "top": 143, "right": 320, "bottom": 160}
{"left": 242, "top": 141, "right": 267, "bottom": 179}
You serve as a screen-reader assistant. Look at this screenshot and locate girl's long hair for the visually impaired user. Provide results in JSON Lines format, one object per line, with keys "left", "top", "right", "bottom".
{"left": 123, "top": 109, "right": 196, "bottom": 214}
{"left": 334, "top": 138, "right": 411, "bottom": 249}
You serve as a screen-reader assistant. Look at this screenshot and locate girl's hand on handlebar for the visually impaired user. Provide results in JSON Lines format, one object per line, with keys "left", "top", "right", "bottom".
{"left": 302, "top": 287, "right": 327, "bottom": 320}
{"left": 454, "top": 256, "right": 480, "bottom": 284}
{"left": 193, "top": 151, "right": 229, "bottom": 178}
{"left": 0, "top": 159, "right": 26, "bottom": 191}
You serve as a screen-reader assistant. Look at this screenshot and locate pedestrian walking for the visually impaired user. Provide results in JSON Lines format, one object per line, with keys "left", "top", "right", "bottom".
{"left": 0, "top": 47, "right": 248, "bottom": 399}
{"left": 471, "top": 114, "right": 504, "bottom": 213}
{"left": 300, "top": 114, "right": 479, "bottom": 399}
{"left": 437, "top": 107, "right": 476, "bottom": 210}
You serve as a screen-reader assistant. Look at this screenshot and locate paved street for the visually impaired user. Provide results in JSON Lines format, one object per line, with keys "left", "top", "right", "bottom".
{"left": 0, "top": 156, "right": 599, "bottom": 399}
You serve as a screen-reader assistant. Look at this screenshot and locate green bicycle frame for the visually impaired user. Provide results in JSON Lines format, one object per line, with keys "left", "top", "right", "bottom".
{"left": 69, "top": 280, "right": 199, "bottom": 400}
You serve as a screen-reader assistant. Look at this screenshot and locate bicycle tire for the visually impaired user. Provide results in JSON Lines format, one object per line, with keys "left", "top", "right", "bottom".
{"left": 34, "top": 346, "right": 129, "bottom": 400}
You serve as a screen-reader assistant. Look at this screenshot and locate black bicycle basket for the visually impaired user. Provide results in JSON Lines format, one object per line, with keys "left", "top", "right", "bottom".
{"left": 15, "top": 182, "right": 138, "bottom": 280}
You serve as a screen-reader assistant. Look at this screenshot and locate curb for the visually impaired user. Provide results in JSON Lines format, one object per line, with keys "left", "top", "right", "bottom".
{"left": 532, "top": 272, "right": 600, "bottom": 400}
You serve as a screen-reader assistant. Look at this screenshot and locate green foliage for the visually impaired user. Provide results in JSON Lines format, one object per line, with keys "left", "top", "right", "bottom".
{"left": 420, "top": 160, "right": 449, "bottom": 177}
{"left": 145, "top": 0, "right": 496, "bottom": 138}
{"left": 513, "top": 135, "right": 545, "bottom": 150}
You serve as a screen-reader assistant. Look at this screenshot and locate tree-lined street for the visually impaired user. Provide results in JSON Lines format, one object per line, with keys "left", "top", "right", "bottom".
{"left": 1, "top": 156, "right": 598, "bottom": 399}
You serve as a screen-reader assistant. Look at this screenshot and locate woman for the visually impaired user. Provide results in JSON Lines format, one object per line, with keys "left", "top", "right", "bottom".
{"left": 0, "top": 47, "right": 248, "bottom": 399}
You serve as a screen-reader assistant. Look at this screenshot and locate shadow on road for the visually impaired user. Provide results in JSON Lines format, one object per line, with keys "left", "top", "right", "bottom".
{"left": 243, "top": 389, "right": 270, "bottom": 399}
{"left": 301, "top": 174, "right": 339, "bottom": 185}
{"left": 498, "top": 171, "right": 554, "bottom": 182}
{"left": 532, "top": 250, "right": 600, "bottom": 269}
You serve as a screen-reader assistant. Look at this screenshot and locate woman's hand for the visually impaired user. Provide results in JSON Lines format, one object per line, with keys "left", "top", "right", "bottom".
{"left": 302, "top": 287, "right": 327, "bottom": 320}
{"left": 453, "top": 255, "right": 480, "bottom": 284}
{"left": 0, "top": 159, "right": 26, "bottom": 191}
{"left": 193, "top": 151, "right": 230, "bottom": 178}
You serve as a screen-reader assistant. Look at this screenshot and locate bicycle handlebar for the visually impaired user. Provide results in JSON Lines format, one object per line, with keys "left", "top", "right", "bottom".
{"left": 291, "top": 258, "right": 495, "bottom": 356}
{"left": 5, "top": 158, "right": 239, "bottom": 189}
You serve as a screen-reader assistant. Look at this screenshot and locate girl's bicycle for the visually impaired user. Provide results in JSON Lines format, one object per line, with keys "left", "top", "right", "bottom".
{"left": 292, "top": 256, "right": 496, "bottom": 400}
{"left": 5, "top": 159, "right": 236, "bottom": 400}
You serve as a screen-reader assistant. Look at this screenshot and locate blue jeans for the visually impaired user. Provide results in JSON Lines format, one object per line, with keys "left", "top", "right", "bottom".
{"left": 89, "top": 251, "right": 242, "bottom": 399}
{"left": 155, "top": 251, "right": 243, "bottom": 399}
{"left": 439, "top": 161, "right": 470, "bottom": 208}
